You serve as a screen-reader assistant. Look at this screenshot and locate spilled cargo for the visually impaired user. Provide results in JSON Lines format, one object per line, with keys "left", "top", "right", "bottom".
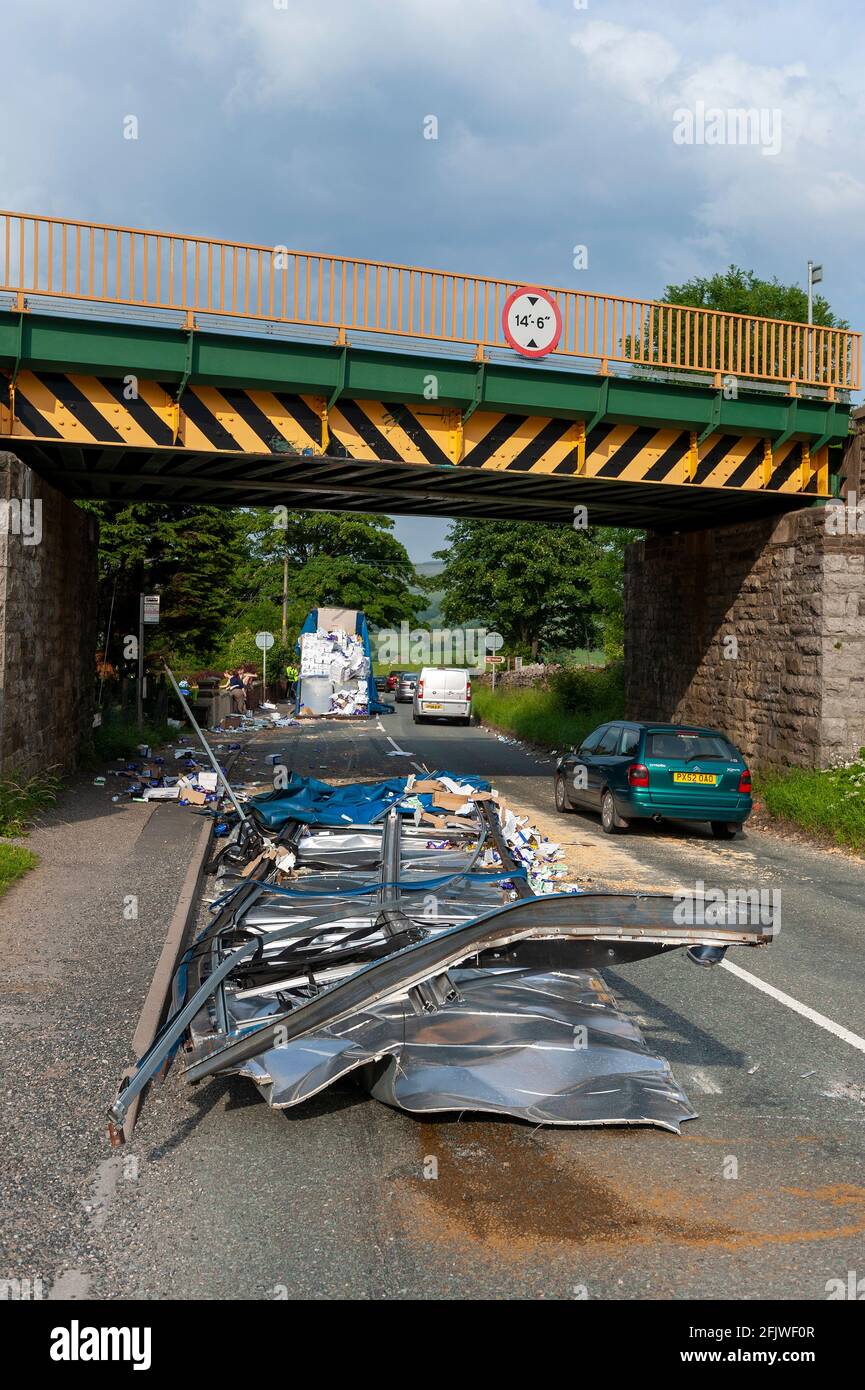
{"left": 109, "top": 767, "right": 774, "bottom": 1143}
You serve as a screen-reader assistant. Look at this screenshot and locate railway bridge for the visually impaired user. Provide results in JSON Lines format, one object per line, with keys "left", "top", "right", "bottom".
{"left": 0, "top": 210, "right": 862, "bottom": 772}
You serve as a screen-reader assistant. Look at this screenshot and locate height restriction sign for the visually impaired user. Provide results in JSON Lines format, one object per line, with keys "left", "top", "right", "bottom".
{"left": 502, "top": 286, "right": 562, "bottom": 358}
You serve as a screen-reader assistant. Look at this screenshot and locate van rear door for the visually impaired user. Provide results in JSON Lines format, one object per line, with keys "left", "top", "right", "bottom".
{"left": 421, "top": 668, "right": 468, "bottom": 715}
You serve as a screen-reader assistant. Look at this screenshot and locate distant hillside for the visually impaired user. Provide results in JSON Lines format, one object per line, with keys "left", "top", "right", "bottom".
{"left": 412, "top": 560, "right": 445, "bottom": 624}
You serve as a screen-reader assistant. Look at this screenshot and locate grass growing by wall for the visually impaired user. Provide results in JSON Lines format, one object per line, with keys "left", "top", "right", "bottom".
{"left": 0, "top": 768, "right": 57, "bottom": 895}
{"left": 0, "top": 767, "right": 62, "bottom": 837}
{"left": 473, "top": 666, "right": 624, "bottom": 751}
{"left": 760, "top": 752, "right": 865, "bottom": 853}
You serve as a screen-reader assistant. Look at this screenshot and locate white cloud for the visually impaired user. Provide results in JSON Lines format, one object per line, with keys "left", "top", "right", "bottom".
{"left": 570, "top": 20, "right": 680, "bottom": 107}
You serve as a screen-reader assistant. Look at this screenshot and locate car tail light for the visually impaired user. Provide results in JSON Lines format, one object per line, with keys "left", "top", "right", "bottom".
{"left": 466, "top": 680, "right": 472, "bottom": 700}
{"left": 417, "top": 679, "right": 424, "bottom": 699}
{"left": 628, "top": 763, "right": 649, "bottom": 787}
{"left": 738, "top": 769, "right": 752, "bottom": 794}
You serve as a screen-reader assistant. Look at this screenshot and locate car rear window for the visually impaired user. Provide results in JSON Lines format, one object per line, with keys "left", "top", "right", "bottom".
{"left": 619, "top": 728, "right": 641, "bottom": 756}
{"left": 646, "top": 731, "right": 737, "bottom": 760}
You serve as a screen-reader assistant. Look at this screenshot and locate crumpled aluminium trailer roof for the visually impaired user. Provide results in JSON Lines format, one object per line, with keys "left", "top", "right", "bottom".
{"left": 109, "top": 785, "right": 774, "bottom": 1139}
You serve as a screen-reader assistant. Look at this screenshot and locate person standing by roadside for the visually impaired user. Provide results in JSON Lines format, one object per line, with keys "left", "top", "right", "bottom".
{"left": 241, "top": 666, "right": 257, "bottom": 711}
{"left": 224, "top": 669, "right": 246, "bottom": 715}
{"left": 285, "top": 661, "right": 298, "bottom": 703}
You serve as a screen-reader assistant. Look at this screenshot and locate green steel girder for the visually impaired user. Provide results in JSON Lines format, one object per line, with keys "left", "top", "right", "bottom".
{"left": 0, "top": 309, "right": 852, "bottom": 449}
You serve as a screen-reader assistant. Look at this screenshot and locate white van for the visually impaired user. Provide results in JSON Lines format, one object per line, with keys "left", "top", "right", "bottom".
{"left": 412, "top": 667, "right": 472, "bottom": 725}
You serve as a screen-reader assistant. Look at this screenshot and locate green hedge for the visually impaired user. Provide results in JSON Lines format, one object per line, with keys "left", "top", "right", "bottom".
{"left": 549, "top": 664, "right": 624, "bottom": 714}
{"left": 473, "top": 667, "right": 623, "bottom": 750}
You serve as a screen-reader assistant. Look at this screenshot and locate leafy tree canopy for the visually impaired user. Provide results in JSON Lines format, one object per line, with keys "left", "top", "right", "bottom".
{"left": 239, "top": 508, "right": 425, "bottom": 630}
{"left": 433, "top": 519, "right": 608, "bottom": 659}
{"left": 661, "top": 265, "right": 846, "bottom": 328}
{"left": 81, "top": 502, "right": 248, "bottom": 658}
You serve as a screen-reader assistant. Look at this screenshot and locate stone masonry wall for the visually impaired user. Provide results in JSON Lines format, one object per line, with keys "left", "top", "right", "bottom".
{"left": 0, "top": 452, "right": 99, "bottom": 778}
{"left": 624, "top": 505, "right": 865, "bottom": 770}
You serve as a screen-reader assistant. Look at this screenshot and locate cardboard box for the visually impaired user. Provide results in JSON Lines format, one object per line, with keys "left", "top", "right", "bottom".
{"left": 432, "top": 791, "right": 472, "bottom": 810}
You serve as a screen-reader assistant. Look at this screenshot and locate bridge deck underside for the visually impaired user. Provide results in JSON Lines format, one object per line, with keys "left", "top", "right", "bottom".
{"left": 13, "top": 440, "right": 818, "bottom": 529}
{"left": 0, "top": 366, "right": 835, "bottom": 529}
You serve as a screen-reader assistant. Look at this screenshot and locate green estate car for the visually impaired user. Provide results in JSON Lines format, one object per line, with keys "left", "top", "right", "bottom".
{"left": 554, "top": 721, "right": 752, "bottom": 838}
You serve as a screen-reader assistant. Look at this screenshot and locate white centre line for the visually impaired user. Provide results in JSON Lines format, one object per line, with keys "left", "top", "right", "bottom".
{"left": 721, "top": 959, "right": 865, "bottom": 1055}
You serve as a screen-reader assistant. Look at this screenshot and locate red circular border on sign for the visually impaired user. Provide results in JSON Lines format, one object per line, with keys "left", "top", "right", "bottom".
{"left": 501, "top": 285, "right": 563, "bottom": 358}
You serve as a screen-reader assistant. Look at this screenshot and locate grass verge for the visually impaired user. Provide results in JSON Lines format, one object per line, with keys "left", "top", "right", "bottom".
{"left": 759, "top": 754, "right": 865, "bottom": 853}
{"left": 0, "top": 842, "right": 39, "bottom": 896}
{"left": 473, "top": 668, "right": 624, "bottom": 751}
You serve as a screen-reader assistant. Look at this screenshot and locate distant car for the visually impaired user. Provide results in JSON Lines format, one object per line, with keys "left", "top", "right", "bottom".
{"left": 373, "top": 674, "right": 389, "bottom": 693}
{"left": 554, "top": 722, "right": 752, "bottom": 838}
{"left": 395, "top": 672, "right": 418, "bottom": 703}
{"left": 386, "top": 672, "right": 398, "bottom": 691}
{"left": 413, "top": 667, "right": 472, "bottom": 725}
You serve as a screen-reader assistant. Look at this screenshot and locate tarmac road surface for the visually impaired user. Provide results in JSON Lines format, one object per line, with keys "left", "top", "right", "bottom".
{"left": 3, "top": 705, "right": 864, "bottom": 1300}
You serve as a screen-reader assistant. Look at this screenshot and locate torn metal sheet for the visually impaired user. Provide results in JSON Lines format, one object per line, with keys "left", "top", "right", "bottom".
{"left": 109, "top": 778, "right": 775, "bottom": 1137}
{"left": 228, "top": 967, "right": 697, "bottom": 1130}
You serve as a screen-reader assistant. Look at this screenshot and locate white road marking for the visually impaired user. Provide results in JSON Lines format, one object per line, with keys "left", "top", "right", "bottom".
{"left": 721, "top": 959, "right": 865, "bottom": 1055}
{"left": 689, "top": 1068, "right": 723, "bottom": 1095}
{"left": 386, "top": 736, "right": 413, "bottom": 756}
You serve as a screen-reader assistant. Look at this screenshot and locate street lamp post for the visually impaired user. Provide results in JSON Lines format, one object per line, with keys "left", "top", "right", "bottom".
{"left": 807, "top": 260, "right": 822, "bottom": 383}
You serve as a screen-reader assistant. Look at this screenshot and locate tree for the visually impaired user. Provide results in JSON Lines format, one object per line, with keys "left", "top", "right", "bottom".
{"left": 239, "top": 508, "right": 425, "bottom": 633}
{"left": 82, "top": 501, "right": 248, "bottom": 667}
{"left": 579, "top": 526, "right": 641, "bottom": 662}
{"left": 636, "top": 265, "right": 848, "bottom": 385}
{"left": 660, "top": 265, "right": 846, "bottom": 328}
{"left": 433, "top": 519, "right": 604, "bottom": 659}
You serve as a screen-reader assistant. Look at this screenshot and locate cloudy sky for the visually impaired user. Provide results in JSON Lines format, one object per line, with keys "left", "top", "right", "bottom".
{"left": 4, "top": 0, "right": 862, "bottom": 558}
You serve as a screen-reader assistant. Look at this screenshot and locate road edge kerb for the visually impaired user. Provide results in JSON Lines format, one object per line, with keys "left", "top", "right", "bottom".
{"left": 116, "top": 814, "right": 213, "bottom": 1142}
{"left": 114, "top": 741, "right": 249, "bottom": 1143}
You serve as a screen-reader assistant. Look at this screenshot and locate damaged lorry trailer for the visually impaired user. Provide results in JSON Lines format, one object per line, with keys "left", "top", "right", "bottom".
{"left": 109, "top": 773, "right": 775, "bottom": 1143}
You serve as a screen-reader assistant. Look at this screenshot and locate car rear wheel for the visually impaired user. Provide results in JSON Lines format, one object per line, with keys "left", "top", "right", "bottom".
{"left": 711, "top": 821, "right": 737, "bottom": 839}
{"left": 555, "top": 774, "right": 573, "bottom": 814}
{"left": 601, "top": 789, "right": 628, "bottom": 834}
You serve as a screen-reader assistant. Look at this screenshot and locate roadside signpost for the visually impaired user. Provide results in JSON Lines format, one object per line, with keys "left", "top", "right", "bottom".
{"left": 502, "top": 286, "right": 562, "bottom": 358}
{"left": 485, "top": 631, "right": 505, "bottom": 689}
{"left": 255, "top": 630, "right": 275, "bottom": 692}
{"left": 137, "top": 593, "right": 160, "bottom": 726}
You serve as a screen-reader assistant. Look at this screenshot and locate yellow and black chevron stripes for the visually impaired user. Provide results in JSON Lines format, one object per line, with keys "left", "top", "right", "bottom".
{"left": 326, "top": 399, "right": 460, "bottom": 467}
{"left": 462, "top": 413, "right": 581, "bottom": 473}
{"left": 0, "top": 372, "right": 829, "bottom": 495}
{"left": 3, "top": 372, "right": 324, "bottom": 457}
{"left": 572, "top": 423, "right": 827, "bottom": 494}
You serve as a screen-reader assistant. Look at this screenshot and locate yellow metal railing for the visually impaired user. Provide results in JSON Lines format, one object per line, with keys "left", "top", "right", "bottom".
{"left": 0, "top": 210, "right": 859, "bottom": 391}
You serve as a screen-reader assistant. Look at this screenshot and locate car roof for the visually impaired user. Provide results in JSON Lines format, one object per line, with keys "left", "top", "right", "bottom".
{"left": 637, "top": 722, "right": 733, "bottom": 737}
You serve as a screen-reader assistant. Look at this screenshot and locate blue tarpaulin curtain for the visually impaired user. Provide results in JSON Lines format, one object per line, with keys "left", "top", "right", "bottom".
{"left": 247, "top": 771, "right": 491, "bottom": 830}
